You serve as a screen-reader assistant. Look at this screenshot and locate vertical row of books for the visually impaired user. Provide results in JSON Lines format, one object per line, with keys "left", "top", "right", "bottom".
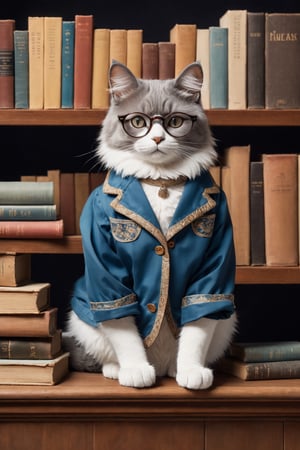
{"left": 0, "top": 253, "right": 69, "bottom": 385}
{"left": 209, "top": 148, "right": 300, "bottom": 267}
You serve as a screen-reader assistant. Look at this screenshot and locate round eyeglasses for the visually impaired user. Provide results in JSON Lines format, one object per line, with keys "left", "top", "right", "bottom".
{"left": 118, "top": 112, "right": 197, "bottom": 138}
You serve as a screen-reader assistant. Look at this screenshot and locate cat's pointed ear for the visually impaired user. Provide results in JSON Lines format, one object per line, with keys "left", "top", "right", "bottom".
{"left": 174, "top": 62, "right": 203, "bottom": 103}
{"left": 109, "top": 61, "right": 139, "bottom": 103}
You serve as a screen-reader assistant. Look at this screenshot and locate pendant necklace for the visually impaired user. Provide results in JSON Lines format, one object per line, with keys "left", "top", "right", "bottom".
{"left": 140, "top": 176, "right": 187, "bottom": 199}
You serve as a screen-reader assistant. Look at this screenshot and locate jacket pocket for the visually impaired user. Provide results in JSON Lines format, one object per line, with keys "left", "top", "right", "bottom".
{"left": 192, "top": 214, "right": 216, "bottom": 238}
{"left": 110, "top": 218, "right": 142, "bottom": 242}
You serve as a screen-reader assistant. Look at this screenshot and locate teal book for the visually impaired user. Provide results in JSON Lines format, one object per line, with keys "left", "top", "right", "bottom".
{"left": 0, "top": 182, "right": 54, "bottom": 205}
{"left": 0, "top": 204, "right": 57, "bottom": 220}
{"left": 61, "top": 21, "right": 75, "bottom": 108}
{"left": 14, "top": 30, "right": 29, "bottom": 109}
{"left": 209, "top": 27, "right": 228, "bottom": 109}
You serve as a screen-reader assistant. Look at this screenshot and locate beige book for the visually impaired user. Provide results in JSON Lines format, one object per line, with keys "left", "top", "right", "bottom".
{"left": 170, "top": 24, "right": 197, "bottom": 76}
{"left": 127, "top": 29, "right": 143, "bottom": 78}
{"left": 0, "top": 282, "right": 50, "bottom": 313}
{"left": 28, "top": 16, "right": 44, "bottom": 109}
{"left": 92, "top": 29, "right": 110, "bottom": 109}
{"left": 0, "top": 253, "right": 31, "bottom": 287}
{"left": 44, "top": 17, "right": 62, "bottom": 109}
{"left": 110, "top": 29, "right": 127, "bottom": 65}
{"left": 223, "top": 145, "right": 251, "bottom": 265}
{"left": 263, "top": 154, "right": 298, "bottom": 266}
{"left": 196, "top": 28, "right": 210, "bottom": 109}
{"left": 219, "top": 10, "right": 247, "bottom": 109}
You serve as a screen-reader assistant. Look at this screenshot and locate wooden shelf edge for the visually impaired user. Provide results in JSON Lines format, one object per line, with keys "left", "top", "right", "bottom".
{"left": 1, "top": 109, "right": 300, "bottom": 126}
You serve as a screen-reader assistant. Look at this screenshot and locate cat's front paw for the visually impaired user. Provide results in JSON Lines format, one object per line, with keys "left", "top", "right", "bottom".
{"left": 176, "top": 366, "right": 213, "bottom": 390}
{"left": 102, "top": 362, "right": 120, "bottom": 380}
{"left": 119, "top": 363, "right": 156, "bottom": 388}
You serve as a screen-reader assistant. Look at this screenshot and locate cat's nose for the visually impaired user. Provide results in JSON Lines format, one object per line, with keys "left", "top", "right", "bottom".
{"left": 152, "top": 136, "right": 165, "bottom": 144}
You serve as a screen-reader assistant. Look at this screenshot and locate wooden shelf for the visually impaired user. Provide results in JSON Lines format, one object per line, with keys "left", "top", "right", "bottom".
{"left": 1, "top": 109, "right": 300, "bottom": 126}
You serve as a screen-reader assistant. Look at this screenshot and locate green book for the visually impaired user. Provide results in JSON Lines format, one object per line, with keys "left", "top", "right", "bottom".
{"left": 228, "top": 341, "right": 300, "bottom": 363}
{"left": 14, "top": 30, "right": 29, "bottom": 109}
{"left": 0, "top": 182, "right": 54, "bottom": 205}
{"left": 209, "top": 26, "right": 228, "bottom": 109}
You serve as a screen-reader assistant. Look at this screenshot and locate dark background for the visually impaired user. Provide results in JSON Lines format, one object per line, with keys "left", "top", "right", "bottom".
{"left": 0, "top": 0, "right": 299, "bottom": 341}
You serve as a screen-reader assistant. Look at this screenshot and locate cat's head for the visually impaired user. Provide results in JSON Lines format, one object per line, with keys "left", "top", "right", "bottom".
{"left": 97, "top": 61, "right": 216, "bottom": 179}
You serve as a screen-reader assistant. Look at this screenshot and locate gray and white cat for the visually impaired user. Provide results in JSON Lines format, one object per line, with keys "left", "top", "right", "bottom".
{"left": 64, "top": 61, "right": 237, "bottom": 390}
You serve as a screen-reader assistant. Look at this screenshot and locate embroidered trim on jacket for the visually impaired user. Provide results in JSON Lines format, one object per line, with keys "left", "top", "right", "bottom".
{"left": 182, "top": 293, "right": 234, "bottom": 308}
{"left": 90, "top": 293, "right": 137, "bottom": 310}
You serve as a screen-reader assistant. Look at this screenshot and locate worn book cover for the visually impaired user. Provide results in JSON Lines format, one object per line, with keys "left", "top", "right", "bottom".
{"left": 265, "top": 13, "right": 300, "bottom": 109}
{"left": 0, "top": 19, "right": 15, "bottom": 108}
{"left": 0, "top": 219, "right": 64, "bottom": 238}
{"left": 247, "top": 12, "right": 265, "bottom": 109}
{"left": 0, "top": 282, "right": 50, "bottom": 313}
{"left": 0, "top": 329, "right": 62, "bottom": 359}
{"left": 228, "top": 341, "right": 300, "bottom": 363}
{"left": 170, "top": 24, "right": 197, "bottom": 76}
{"left": 110, "top": 29, "right": 127, "bottom": 65}
{"left": 0, "top": 181, "right": 54, "bottom": 205}
{"left": 0, "top": 253, "right": 31, "bottom": 287}
{"left": 0, "top": 307, "right": 58, "bottom": 337}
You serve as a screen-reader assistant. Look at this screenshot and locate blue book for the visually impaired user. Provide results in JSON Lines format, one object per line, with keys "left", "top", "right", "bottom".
{"left": 61, "top": 21, "right": 75, "bottom": 108}
{"left": 209, "top": 27, "right": 228, "bottom": 109}
{"left": 14, "top": 30, "right": 29, "bottom": 109}
{"left": 0, "top": 204, "right": 57, "bottom": 220}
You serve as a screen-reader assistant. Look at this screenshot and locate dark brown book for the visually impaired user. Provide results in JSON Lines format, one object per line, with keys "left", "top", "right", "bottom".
{"left": 247, "top": 12, "right": 265, "bottom": 109}
{"left": 265, "top": 13, "right": 300, "bottom": 109}
{"left": 60, "top": 172, "right": 76, "bottom": 235}
{"left": 158, "top": 42, "right": 175, "bottom": 79}
{"left": 0, "top": 253, "right": 31, "bottom": 287}
{"left": 0, "top": 307, "right": 58, "bottom": 337}
{"left": 89, "top": 172, "right": 106, "bottom": 192}
{"left": 0, "top": 219, "right": 64, "bottom": 238}
{"left": 250, "top": 161, "right": 265, "bottom": 265}
{"left": 263, "top": 154, "right": 298, "bottom": 266}
{"left": 74, "top": 15, "right": 93, "bottom": 109}
{"left": 0, "top": 19, "right": 15, "bottom": 108}
{"left": 0, "top": 330, "right": 62, "bottom": 359}
{"left": 142, "top": 43, "right": 158, "bottom": 79}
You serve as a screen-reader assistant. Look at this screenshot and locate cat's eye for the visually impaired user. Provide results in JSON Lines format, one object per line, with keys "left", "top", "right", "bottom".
{"left": 131, "top": 116, "right": 147, "bottom": 129}
{"left": 168, "top": 116, "right": 184, "bottom": 128}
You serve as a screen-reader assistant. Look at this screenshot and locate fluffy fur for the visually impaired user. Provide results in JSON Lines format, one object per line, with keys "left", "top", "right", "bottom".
{"left": 64, "top": 62, "right": 237, "bottom": 389}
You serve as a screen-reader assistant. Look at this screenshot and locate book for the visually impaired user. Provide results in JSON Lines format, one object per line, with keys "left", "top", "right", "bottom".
{"left": 265, "top": 13, "right": 300, "bottom": 109}
{"left": 127, "top": 29, "right": 143, "bottom": 78}
{"left": 0, "top": 307, "right": 58, "bottom": 337}
{"left": 0, "top": 181, "right": 54, "bottom": 205}
{"left": 170, "top": 24, "right": 197, "bottom": 76}
{"left": 223, "top": 145, "right": 251, "bottom": 265}
{"left": 217, "top": 356, "right": 300, "bottom": 381}
{"left": 0, "top": 204, "right": 57, "bottom": 220}
{"left": 196, "top": 29, "right": 210, "bottom": 109}
{"left": 299, "top": 155, "right": 300, "bottom": 264}
{"left": 14, "top": 30, "right": 29, "bottom": 109}
{"left": 0, "top": 19, "right": 15, "bottom": 108}
{"left": 61, "top": 21, "right": 75, "bottom": 109}
{"left": 228, "top": 341, "right": 300, "bottom": 363}
{"left": 89, "top": 171, "right": 106, "bottom": 192}
{"left": 74, "top": 173, "right": 90, "bottom": 234}
{"left": 142, "top": 43, "right": 158, "bottom": 79}
{"left": 91, "top": 28, "right": 110, "bottom": 109}
{"left": 47, "top": 169, "right": 61, "bottom": 216}
{"left": 250, "top": 161, "right": 265, "bottom": 265}
{"left": 247, "top": 12, "right": 265, "bottom": 109}
{"left": 0, "top": 282, "right": 50, "bottom": 313}
{"left": 0, "top": 219, "right": 64, "bottom": 238}
{"left": 44, "top": 17, "right": 62, "bottom": 109}
{"left": 110, "top": 29, "right": 127, "bottom": 65}
{"left": 60, "top": 172, "right": 76, "bottom": 235}
{"left": 28, "top": 16, "right": 44, "bottom": 109}
{"left": 0, "top": 330, "right": 62, "bottom": 359}
{"left": 219, "top": 10, "right": 247, "bottom": 109}
{"left": 263, "top": 154, "right": 298, "bottom": 266}
{"left": 0, "top": 253, "right": 31, "bottom": 287}
{"left": 209, "top": 165, "right": 221, "bottom": 186}
{"left": 0, "top": 351, "right": 69, "bottom": 385}
{"left": 158, "top": 42, "right": 175, "bottom": 80}
{"left": 74, "top": 15, "right": 93, "bottom": 109}
{"left": 209, "top": 27, "right": 228, "bottom": 109}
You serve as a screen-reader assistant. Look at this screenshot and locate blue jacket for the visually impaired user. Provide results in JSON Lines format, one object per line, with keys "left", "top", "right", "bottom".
{"left": 71, "top": 170, "right": 236, "bottom": 347}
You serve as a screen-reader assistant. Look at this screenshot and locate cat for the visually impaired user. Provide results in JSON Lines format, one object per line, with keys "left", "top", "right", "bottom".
{"left": 63, "top": 61, "right": 237, "bottom": 390}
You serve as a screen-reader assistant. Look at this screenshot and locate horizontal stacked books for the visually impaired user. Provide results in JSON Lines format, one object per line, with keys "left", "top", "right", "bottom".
{"left": 0, "top": 180, "right": 63, "bottom": 238}
{"left": 216, "top": 341, "right": 300, "bottom": 381}
{"left": 0, "top": 253, "right": 69, "bottom": 384}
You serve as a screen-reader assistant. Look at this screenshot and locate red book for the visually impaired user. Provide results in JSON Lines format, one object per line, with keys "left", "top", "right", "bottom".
{"left": 0, "top": 19, "right": 15, "bottom": 108}
{"left": 0, "top": 219, "right": 64, "bottom": 239}
{"left": 142, "top": 43, "right": 158, "bottom": 79}
{"left": 74, "top": 15, "right": 93, "bottom": 109}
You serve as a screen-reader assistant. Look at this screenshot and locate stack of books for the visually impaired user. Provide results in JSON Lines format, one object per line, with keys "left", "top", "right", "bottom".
{"left": 217, "top": 341, "right": 300, "bottom": 380}
{"left": 0, "top": 252, "right": 69, "bottom": 385}
{"left": 0, "top": 180, "right": 64, "bottom": 238}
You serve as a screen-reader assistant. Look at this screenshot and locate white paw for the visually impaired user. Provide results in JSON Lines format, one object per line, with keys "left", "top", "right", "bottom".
{"left": 118, "top": 363, "right": 156, "bottom": 388}
{"left": 176, "top": 366, "right": 213, "bottom": 390}
{"left": 102, "top": 362, "right": 120, "bottom": 379}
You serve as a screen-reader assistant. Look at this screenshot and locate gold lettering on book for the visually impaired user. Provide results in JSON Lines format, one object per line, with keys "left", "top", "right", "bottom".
{"left": 269, "top": 30, "right": 298, "bottom": 41}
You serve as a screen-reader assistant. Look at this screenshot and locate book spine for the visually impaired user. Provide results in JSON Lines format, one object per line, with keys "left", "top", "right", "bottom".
{"left": 127, "top": 29, "right": 143, "bottom": 78}
{"left": 74, "top": 15, "right": 93, "bottom": 109}
{"left": 209, "top": 27, "right": 228, "bottom": 109}
{"left": 60, "top": 172, "right": 76, "bottom": 235}
{"left": 14, "top": 30, "right": 29, "bottom": 109}
{"left": 0, "top": 205, "right": 57, "bottom": 220}
{"left": 230, "top": 343, "right": 300, "bottom": 362}
{"left": 44, "top": 17, "right": 62, "bottom": 109}
{"left": 0, "top": 219, "right": 64, "bottom": 238}
{"left": 28, "top": 16, "right": 44, "bottom": 109}
{"left": 91, "top": 28, "right": 110, "bottom": 109}
{"left": 170, "top": 24, "right": 197, "bottom": 76}
{"left": 0, "top": 333, "right": 61, "bottom": 359}
{"left": 0, "top": 308, "right": 58, "bottom": 337}
{"left": 246, "top": 361, "right": 300, "bottom": 380}
{"left": 0, "top": 181, "right": 54, "bottom": 205}
{"left": 74, "top": 173, "right": 90, "bottom": 234}
{"left": 0, "top": 253, "right": 31, "bottom": 287}
{"left": 110, "top": 29, "right": 127, "bottom": 65}
{"left": 61, "top": 21, "right": 75, "bottom": 108}
{"left": 247, "top": 12, "right": 265, "bottom": 109}
{"left": 158, "top": 42, "right": 175, "bottom": 80}
{"left": 196, "top": 29, "right": 210, "bottom": 109}
{"left": 142, "top": 43, "right": 158, "bottom": 79}
{"left": 0, "top": 19, "right": 15, "bottom": 108}
{"left": 250, "top": 161, "right": 266, "bottom": 265}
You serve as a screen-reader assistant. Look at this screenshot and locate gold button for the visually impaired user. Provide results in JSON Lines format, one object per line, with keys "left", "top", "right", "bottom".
{"left": 154, "top": 245, "right": 165, "bottom": 255}
{"left": 147, "top": 303, "right": 157, "bottom": 313}
{"left": 168, "top": 240, "right": 175, "bottom": 249}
